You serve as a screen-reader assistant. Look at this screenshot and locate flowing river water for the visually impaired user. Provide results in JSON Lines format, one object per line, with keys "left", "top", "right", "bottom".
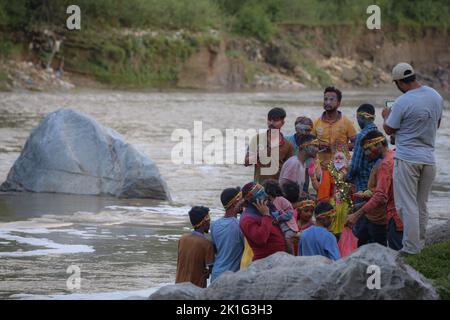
{"left": 0, "top": 89, "right": 448, "bottom": 299}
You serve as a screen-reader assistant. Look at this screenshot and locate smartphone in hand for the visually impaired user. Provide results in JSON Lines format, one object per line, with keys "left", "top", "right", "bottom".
{"left": 385, "top": 100, "right": 395, "bottom": 109}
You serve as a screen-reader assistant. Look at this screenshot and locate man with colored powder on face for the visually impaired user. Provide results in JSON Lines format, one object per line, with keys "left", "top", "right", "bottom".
{"left": 312, "top": 86, "right": 357, "bottom": 202}
{"left": 285, "top": 117, "right": 315, "bottom": 193}
{"left": 285, "top": 116, "right": 314, "bottom": 156}
{"left": 345, "top": 131, "right": 403, "bottom": 249}
{"left": 279, "top": 134, "right": 321, "bottom": 196}
{"left": 239, "top": 182, "right": 287, "bottom": 262}
{"left": 298, "top": 201, "right": 340, "bottom": 261}
{"left": 344, "top": 104, "right": 379, "bottom": 246}
{"left": 245, "top": 107, "right": 294, "bottom": 185}
{"left": 345, "top": 104, "right": 379, "bottom": 194}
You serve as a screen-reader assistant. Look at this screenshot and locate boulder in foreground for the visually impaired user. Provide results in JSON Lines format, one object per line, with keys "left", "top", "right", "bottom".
{"left": 149, "top": 244, "right": 439, "bottom": 300}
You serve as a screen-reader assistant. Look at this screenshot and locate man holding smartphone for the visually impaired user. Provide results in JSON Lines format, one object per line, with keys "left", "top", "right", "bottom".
{"left": 382, "top": 63, "right": 443, "bottom": 255}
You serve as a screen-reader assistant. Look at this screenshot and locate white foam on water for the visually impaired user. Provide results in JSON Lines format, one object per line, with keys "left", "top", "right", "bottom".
{"left": 11, "top": 283, "right": 170, "bottom": 300}
{"left": 0, "top": 230, "right": 94, "bottom": 257}
{"left": 0, "top": 221, "right": 95, "bottom": 257}
{"left": 148, "top": 234, "right": 181, "bottom": 241}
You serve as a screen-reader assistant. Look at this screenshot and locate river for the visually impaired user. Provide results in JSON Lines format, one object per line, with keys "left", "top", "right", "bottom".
{"left": 0, "top": 89, "right": 448, "bottom": 299}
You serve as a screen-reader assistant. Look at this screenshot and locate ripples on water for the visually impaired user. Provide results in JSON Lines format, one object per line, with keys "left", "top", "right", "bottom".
{"left": 0, "top": 90, "right": 448, "bottom": 299}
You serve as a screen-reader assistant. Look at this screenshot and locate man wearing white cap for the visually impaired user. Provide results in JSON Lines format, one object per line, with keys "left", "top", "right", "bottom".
{"left": 382, "top": 62, "right": 443, "bottom": 254}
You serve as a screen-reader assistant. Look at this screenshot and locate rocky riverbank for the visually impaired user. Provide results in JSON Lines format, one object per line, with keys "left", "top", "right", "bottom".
{"left": 0, "top": 60, "right": 74, "bottom": 91}
{"left": 1, "top": 25, "right": 449, "bottom": 93}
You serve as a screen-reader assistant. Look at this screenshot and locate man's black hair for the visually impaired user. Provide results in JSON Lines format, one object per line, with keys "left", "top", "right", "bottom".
{"left": 298, "top": 134, "right": 317, "bottom": 146}
{"left": 220, "top": 187, "right": 240, "bottom": 207}
{"left": 357, "top": 103, "right": 375, "bottom": 115}
{"left": 361, "top": 130, "right": 388, "bottom": 147}
{"left": 188, "top": 206, "right": 210, "bottom": 227}
{"left": 263, "top": 179, "right": 283, "bottom": 198}
{"left": 324, "top": 86, "right": 342, "bottom": 102}
{"left": 314, "top": 201, "right": 334, "bottom": 217}
{"left": 281, "top": 181, "right": 300, "bottom": 203}
{"left": 267, "top": 107, "right": 286, "bottom": 120}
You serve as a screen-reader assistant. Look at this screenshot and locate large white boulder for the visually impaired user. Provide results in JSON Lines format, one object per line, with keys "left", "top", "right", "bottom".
{"left": 1, "top": 108, "right": 170, "bottom": 200}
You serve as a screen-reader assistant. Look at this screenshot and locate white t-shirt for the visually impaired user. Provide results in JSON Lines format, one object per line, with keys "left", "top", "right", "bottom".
{"left": 386, "top": 85, "right": 443, "bottom": 164}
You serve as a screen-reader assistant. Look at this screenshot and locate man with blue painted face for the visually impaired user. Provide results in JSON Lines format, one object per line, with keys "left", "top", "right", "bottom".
{"left": 344, "top": 104, "right": 379, "bottom": 246}
{"left": 239, "top": 182, "right": 286, "bottom": 261}
{"left": 345, "top": 104, "right": 378, "bottom": 193}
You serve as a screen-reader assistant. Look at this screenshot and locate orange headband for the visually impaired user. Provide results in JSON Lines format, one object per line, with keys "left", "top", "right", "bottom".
{"left": 298, "top": 200, "right": 315, "bottom": 210}
{"left": 193, "top": 213, "right": 210, "bottom": 228}
{"left": 363, "top": 136, "right": 385, "bottom": 150}
{"left": 357, "top": 112, "right": 375, "bottom": 119}
{"left": 224, "top": 192, "right": 242, "bottom": 209}
{"left": 316, "top": 209, "right": 336, "bottom": 219}
{"left": 300, "top": 139, "right": 320, "bottom": 148}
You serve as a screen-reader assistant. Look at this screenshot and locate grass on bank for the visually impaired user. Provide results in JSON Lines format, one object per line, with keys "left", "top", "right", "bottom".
{"left": 1, "top": 0, "right": 450, "bottom": 37}
{"left": 404, "top": 241, "right": 450, "bottom": 300}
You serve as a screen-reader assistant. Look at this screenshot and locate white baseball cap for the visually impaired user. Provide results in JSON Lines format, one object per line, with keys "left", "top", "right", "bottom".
{"left": 392, "top": 63, "right": 415, "bottom": 81}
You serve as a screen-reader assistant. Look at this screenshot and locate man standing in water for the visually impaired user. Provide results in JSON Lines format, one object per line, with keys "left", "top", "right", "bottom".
{"left": 176, "top": 206, "right": 215, "bottom": 287}
{"left": 382, "top": 63, "right": 443, "bottom": 255}
{"left": 245, "top": 107, "right": 294, "bottom": 184}
{"left": 312, "top": 86, "right": 357, "bottom": 201}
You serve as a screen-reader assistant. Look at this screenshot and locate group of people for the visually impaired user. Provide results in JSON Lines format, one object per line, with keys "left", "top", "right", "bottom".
{"left": 175, "top": 62, "right": 444, "bottom": 288}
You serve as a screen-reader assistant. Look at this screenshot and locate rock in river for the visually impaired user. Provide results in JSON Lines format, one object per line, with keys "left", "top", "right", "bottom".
{"left": 0, "top": 108, "right": 170, "bottom": 200}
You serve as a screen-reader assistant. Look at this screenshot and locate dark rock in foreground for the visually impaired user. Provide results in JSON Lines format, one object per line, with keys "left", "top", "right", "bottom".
{"left": 1, "top": 108, "right": 170, "bottom": 200}
{"left": 149, "top": 244, "right": 439, "bottom": 300}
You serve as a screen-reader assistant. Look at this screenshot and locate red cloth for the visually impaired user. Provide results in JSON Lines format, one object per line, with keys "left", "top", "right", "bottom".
{"left": 338, "top": 227, "right": 358, "bottom": 257}
{"left": 361, "top": 150, "right": 403, "bottom": 231}
{"left": 239, "top": 209, "right": 286, "bottom": 261}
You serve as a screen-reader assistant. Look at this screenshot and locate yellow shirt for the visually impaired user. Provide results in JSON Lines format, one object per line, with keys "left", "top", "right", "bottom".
{"left": 312, "top": 112, "right": 356, "bottom": 166}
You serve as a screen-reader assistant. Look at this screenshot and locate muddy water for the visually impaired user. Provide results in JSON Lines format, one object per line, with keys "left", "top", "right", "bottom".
{"left": 0, "top": 89, "right": 448, "bottom": 299}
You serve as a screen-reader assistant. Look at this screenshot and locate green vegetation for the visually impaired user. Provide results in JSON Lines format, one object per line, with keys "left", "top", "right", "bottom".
{"left": 0, "top": 69, "right": 10, "bottom": 91}
{"left": 1, "top": 0, "right": 449, "bottom": 37}
{"left": 61, "top": 31, "right": 217, "bottom": 88}
{"left": 0, "top": 0, "right": 449, "bottom": 88}
{"left": 404, "top": 241, "right": 450, "bottom": 300}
